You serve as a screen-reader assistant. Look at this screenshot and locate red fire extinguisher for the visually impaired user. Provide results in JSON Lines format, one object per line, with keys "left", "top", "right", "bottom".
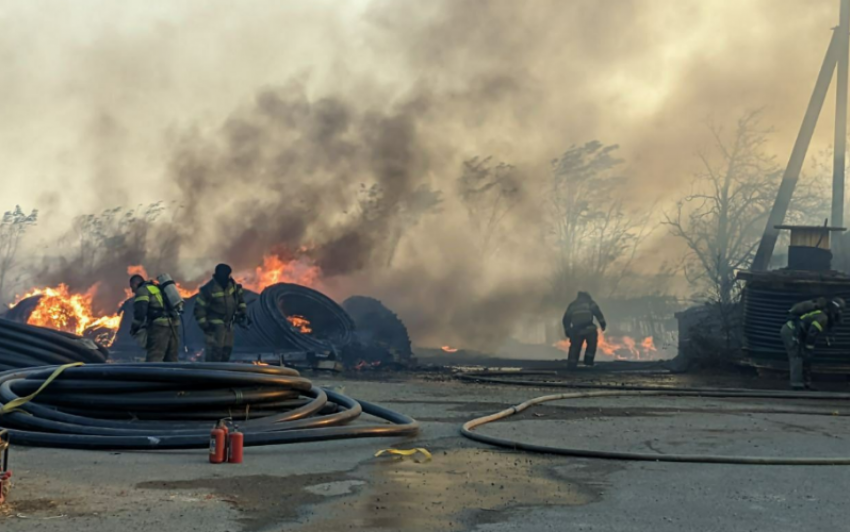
{"left": 0, "top": 431, "right": 11, "bottom": 504}
{"left": 209, "top": 421, "right": 228, "bottom": 464}
{"left": 228, "top": 429, "right": 244, "bottom": 464}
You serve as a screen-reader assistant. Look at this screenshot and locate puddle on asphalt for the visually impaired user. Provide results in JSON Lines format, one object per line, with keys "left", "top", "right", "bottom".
{"left": 304, "top": 480, "right": 366, "bottom": 497}
{"left": 292, "top": 448, "right": 596, "bottom": 532}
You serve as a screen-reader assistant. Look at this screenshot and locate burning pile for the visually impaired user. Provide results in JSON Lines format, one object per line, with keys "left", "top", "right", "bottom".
{"left": 238, "top": 254, "right": 321, "bottom": 293}
{"left": 555, "top": 332, "right": 658, "bottom": 361}
{"left": 6, "top": 284, "right": 121, "bottom": 347}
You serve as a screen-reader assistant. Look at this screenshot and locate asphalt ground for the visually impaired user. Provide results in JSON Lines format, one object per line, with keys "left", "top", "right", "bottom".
{"left": 2, "top": 368, "right": 849, "bottom": 532}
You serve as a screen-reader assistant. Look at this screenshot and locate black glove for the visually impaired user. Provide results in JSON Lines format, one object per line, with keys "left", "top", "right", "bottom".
{"left": 600, "top": 322, "right": 607, "bottom": 332}
{"left": 129, "top": 323, "right": 141, "bottom": 336}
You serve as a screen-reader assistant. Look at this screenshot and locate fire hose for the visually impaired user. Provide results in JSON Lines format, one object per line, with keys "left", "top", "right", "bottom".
{"left": 0, "top": 318, "right": 108, "bottom": 371}
{"left": 459, "top": 371, "right": 850, "bottom": 465}
{"left": 0, "top": 363, "right": 417, "bottom": 449}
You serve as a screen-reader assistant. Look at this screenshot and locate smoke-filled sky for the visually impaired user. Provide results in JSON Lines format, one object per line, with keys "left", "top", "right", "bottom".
{"left": 1, "top": 0, "right": 846, "bottom": 347}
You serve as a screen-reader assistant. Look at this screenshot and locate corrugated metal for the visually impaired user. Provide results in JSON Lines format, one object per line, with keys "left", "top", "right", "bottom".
{"left": 742, "top": 282, "right": 850, "bottom": 371}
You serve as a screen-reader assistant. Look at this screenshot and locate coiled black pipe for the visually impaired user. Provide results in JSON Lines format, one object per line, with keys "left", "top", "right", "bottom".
{"left": 0, "top": 363, "right": 417, "bottom": 449}
{"left": 240, "top": 283, "right": 354, "bottom": 352}
{"left": 0, "top": 318, "right": 108, "bottom": 368}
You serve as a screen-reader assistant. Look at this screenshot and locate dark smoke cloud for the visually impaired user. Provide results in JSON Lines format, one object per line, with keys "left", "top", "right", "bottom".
{"left": 6, "top": 0, "right": 847, "bottom": 348}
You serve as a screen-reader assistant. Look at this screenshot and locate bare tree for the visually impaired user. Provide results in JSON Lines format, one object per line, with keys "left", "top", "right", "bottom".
{"left": 548, "top": 141, "right": 653, "bottom": 300}
{"left": 357, "top": 182, "right": 442, "bottom": 267}
{"left": 457, "top": 156, "right": 521, "bottom": 258}
{"left": 663, "top": 111, "right": 779, "bottom": 304}
{"left": 70, "top": 202, "right": 165, "bottom": 275}
{"left": 0, "top": 205, "right": 38, "bottom": 300}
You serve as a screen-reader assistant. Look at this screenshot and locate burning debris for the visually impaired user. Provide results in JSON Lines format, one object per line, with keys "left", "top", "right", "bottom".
{"left": 5, "top": 284, "right": 122, "bottom": 347}
{"left": 555, "top": 331, "right": 658, "bottom": 361}
{"left": 441, "top": 346, "right": 459, "bottom": 353}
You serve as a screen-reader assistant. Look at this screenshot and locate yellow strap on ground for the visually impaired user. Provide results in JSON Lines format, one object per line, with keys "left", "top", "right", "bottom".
{"left": 374, "top": 448, "right": 433, "bottom": 461}
{"left": 0, "top": 363, "right": 83, "bottom": 415}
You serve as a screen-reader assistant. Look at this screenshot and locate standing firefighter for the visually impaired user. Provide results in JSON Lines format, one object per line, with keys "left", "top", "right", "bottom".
{"left": 129, "top": 274, "right": 180, "bottom": 362}
{"left": 780, "top": 296, "right": 845, "bottom": 390}
{"left": 562, "top": 291, "right": 607, "bottom": 370}
{"left": 194, "top": 264, "right": 249, "bottom": 362}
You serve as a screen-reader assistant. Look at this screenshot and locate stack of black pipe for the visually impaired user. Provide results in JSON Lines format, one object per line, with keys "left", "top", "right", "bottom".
{"left": 0, "top": 318, "right": 108, "bottom": 371}
{"left": 0, "top": 363, "right": 418, "bottom": 449}
{"left": 234, "top": 283, "right": 354, "bottom": 353}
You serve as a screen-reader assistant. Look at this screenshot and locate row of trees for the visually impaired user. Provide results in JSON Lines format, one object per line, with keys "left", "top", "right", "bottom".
{"left": 0, "top": 111, "right": 833, "bottom": 312}
{"left": 458, "top": 110, "right": 832, "bottom": 310}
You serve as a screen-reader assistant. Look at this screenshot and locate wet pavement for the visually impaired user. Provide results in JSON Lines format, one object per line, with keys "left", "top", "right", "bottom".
{"left": 2, "top": 368, "right": 850, "bottom": 531}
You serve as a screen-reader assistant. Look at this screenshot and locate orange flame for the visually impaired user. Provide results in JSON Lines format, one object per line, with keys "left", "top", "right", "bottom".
{"left": 238, "top": 254, "right": 321, "bottom": 293}
{"left": 127, "top": 265, "right": 149, "bottom": 278}
{"left": 555, "top": 332, "right": 657, "bottom": 361}
{"left": 352, "top": 360, "right": 382, "bottom": 371}
{"left": 441, "top": 346, "right": 459, "bottom": 353}
{"left": 11, "top": 284, "right": 122, "bottom": 346}
{"left": 286, "top": 315, "right": 312, "bottom": 334}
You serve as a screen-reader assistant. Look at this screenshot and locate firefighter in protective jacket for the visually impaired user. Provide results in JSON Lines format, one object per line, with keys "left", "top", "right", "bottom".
{"left": 780, "top": 296, "right": 845, "bottom": 389}
{"left": 194, "top": 264, "right": 249, "bottom": 362}
{"left": 129, "top": 274, "right": 180, "bottom": 362}
{"left": 562, "top": 291, "right": 607, "bottom": 370}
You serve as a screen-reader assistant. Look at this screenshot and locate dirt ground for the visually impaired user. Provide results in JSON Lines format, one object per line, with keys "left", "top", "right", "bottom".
{"left": 2, "top": 367, "right": 850, "bottom": 532}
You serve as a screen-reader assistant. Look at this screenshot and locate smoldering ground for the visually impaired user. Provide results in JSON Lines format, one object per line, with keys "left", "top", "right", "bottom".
{"left": 3, "top": 1, "right": 844, "bottom": 349}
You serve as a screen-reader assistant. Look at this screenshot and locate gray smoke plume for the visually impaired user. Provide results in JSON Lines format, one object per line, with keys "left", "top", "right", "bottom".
{"left": 5, "top": 0, "right": 846, "bottom": 348}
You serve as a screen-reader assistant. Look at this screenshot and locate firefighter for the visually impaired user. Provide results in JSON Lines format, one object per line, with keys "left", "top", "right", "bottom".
{"left": 194, "top": 264, "right": 249, "bottom": 363}
{"left": 129, "top": 274, "right": 180, "bottom": 362}
{"left": 562, "top": 291, "right": 607, "bottom": 370}
{"left": 780, "top": 296, "right": 845, "bottom": 390}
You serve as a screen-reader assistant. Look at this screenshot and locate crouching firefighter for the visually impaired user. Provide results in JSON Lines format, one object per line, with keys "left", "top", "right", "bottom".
{"left": 129, "top": 274, "right": 181, "bottom": 362}
{"left": 780, "top": 297, "right": 845, "bottom": 390}
{"left": 562, "top": 291, "right": 607, "bottom": 370}
{"left": 194, "top": 264, "right": 250, "bottom": 363}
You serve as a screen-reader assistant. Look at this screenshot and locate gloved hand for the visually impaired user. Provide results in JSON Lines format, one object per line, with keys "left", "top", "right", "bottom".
{"left": 600, "top": 323, "right": 607, "bottom": 332}
{"left": 129, "top": 323, "right": 141, "bottom": 336}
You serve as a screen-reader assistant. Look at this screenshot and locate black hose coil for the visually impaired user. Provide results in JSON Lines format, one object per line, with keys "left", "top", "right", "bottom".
{"left": 0, "top": 363, "right": 417, "bottom": 449}
{"left": 0, "top": 318, "right": 108, "bottom": 369}
{"left": 241, "top": 283, "right": 354, "bottom": 352}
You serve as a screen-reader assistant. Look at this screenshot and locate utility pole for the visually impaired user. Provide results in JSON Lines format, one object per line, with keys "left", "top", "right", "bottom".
{"left": 833, "top": 0, "right": 850, "bottom": 251}
{"left": 751, "top": 30, "right": 840, "bottom": 271}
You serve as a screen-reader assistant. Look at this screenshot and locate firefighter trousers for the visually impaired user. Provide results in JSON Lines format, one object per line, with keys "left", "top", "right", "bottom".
{"left": 781, "top": 322, "right": 810, "bottom": 388}
{"left": 204, "top": 322, "right": 235, "bottom": 363}
{"left": 567, "top": 328, "right": 598, "bottom": 370}
{"left": 146, "top": 321, "right": 180, "bottom": 363}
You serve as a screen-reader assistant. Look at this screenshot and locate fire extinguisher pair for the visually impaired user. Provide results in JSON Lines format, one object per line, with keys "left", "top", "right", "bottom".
{"left": 209, "top": 420, "right": 243, "bottom": 464}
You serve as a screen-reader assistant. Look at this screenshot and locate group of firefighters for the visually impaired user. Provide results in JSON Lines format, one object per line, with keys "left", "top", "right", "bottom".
{"left": 129, "top": 263, "right": 249, "bottom": 363}
{"left": 130, "top": 263, "right": 843, "bottom": 389}
{"left": 562, "top": 291, "right": 846, "bottom": 390}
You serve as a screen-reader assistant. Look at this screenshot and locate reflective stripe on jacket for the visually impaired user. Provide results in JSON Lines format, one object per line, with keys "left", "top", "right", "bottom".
{"left": 786, "top": 309, "right": 830, "bottom": 350}
{"left": 133, "top": 282, "right": 172, "bottom": 326}
{"left": 194, "top": 278, "right": 247, "bottom": 327}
